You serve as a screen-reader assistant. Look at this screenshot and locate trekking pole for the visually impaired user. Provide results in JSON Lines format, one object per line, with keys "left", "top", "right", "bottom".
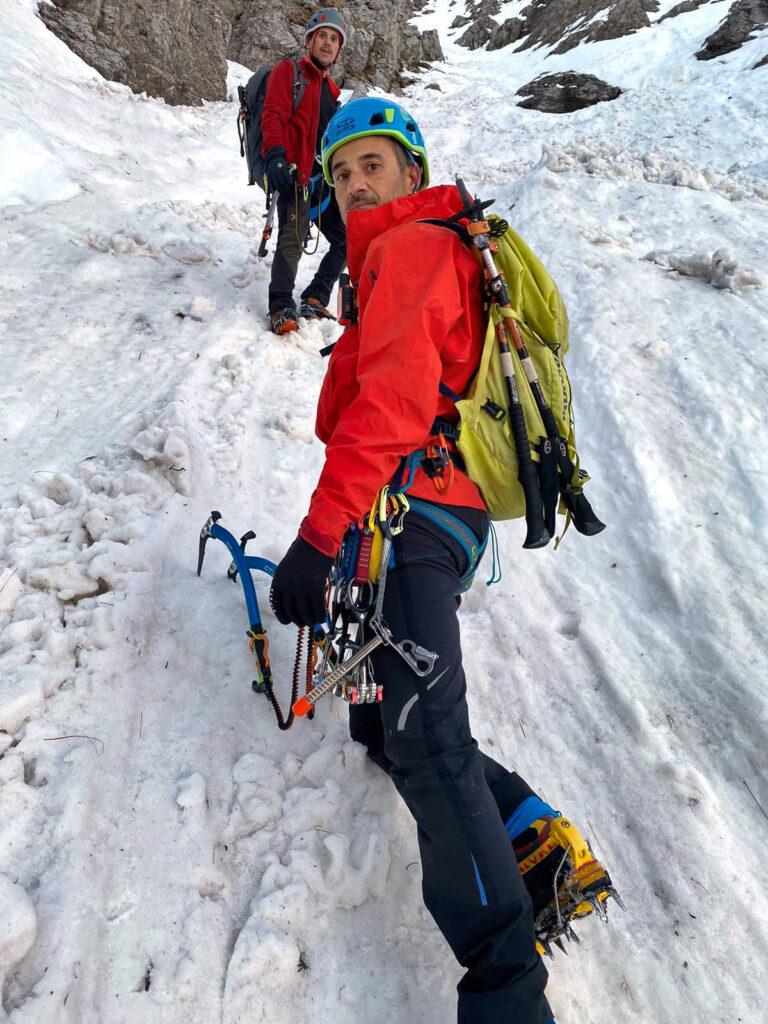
{"left": 258, "top": 190, "right": 279, "bottom": 260}
{"left": 502, "top": 313, "right": 605, "bottom": 537}
{"left": 455, "top": 178, "right": 550, "bottom": 549}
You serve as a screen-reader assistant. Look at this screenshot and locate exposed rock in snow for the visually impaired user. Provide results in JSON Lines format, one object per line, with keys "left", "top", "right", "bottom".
{"left": 659, "top": 0, "right": 713, "bottom": 23}
{"left": 517, "top": 73, "right": 622, "bottom": 113}
{"left": 696, "top": 0, "right": 768, "bottom": 60}
{"left": 518, "top": 0, "right": 653, "bottom": 55}
{"left": 456, "top": 13, "right": 497, "bottom": 48}
{"left": 455, "top": 0, "right": 653, "bottom": 52}
{"left": 643, "top": 246, "right": 768, "bottom": 290}
{"left": 487, "top": 17, "right": 525, "bottom": 51}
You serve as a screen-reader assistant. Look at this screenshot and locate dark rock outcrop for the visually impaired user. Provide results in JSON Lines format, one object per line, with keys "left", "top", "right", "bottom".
{"left": 456, "top": 14, "right": 497, "bottom": 48}
{"left": 451, "top": 0, "right": 500, "bottom": 44}
{"left": 39, "top": 0, "right": 231, "bottom": 104}
{"left": 754, "top": 51, "right": 768, "bottom": 66}
{"left": 517, "top": 71, "right": 621, "bottom": 113}
{"left": 487, "top": 17, "right": 524, "bottom": 50}
{"left": 455, "top": 0, "right": 652, "bottom": 54}
{"left": 659, "top": 0, "right": 712, "bottom": 23}
{"left": 696, "top": 0, "right": 768, "bottom": 59}
{"left": 519, "top": 0, "right": 652, "bottom": 55}
{"left": 38, "top": 0, "right": 444, "bottom": 104}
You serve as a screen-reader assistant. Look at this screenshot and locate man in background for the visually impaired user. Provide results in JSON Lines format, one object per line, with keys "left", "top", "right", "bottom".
{"left": 261, "top": 8, "right": 349, "bottom": 335}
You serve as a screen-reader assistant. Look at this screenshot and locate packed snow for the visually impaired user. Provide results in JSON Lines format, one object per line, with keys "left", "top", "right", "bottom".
{"left": 1, "top": 0, "right": 767, "bottom": 1022}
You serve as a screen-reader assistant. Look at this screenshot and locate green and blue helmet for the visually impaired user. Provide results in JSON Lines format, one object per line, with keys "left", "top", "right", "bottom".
{"left": 321, "top": 97, "right": 430, "bottom": 189}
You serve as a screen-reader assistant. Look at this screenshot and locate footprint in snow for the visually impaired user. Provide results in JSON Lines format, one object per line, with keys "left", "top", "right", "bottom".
{"left": 162, "top": 240, "right": 213, "bottom": 265}
{"left": 557, "top": 611, "right": 581, "bottom": 640}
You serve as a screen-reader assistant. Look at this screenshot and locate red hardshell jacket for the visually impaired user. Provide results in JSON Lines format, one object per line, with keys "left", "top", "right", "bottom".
{"left": 299, "top": 185, "right": 488, "bottom": 558}
{"left": 261, "top": 55, "right": 340, "bottom": 185}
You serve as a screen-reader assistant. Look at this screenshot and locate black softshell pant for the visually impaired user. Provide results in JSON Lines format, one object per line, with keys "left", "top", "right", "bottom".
{"left": 349, "top": 504, "right": 553, "bottom": 1024}
{"left": 268, "top": 187, "right": 346, "bottom": 315}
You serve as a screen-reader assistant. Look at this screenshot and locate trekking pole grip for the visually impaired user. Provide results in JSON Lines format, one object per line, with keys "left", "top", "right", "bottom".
{"left": 564, "top": 490, "right": 606, "bottom": 536}
{"left": 506, "top": 399, "right": 550, "bottom": 549}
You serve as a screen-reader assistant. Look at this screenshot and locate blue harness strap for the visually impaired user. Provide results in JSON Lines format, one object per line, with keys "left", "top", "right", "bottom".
{"left": 406, "top": 497, "right": 488, "bottom": 592}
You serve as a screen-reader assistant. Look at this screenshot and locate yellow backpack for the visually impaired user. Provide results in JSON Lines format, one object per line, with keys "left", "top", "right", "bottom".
{"left": 431, "top": 207, "right": 603, "bottom": 544}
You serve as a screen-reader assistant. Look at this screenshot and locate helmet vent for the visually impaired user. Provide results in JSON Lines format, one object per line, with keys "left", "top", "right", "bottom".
{"left": 369, "top": 112, "right": 385, "bottom": 126}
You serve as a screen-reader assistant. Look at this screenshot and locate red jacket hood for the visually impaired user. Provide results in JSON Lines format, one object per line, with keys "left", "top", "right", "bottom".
{"left": 345, "top": 184, "right": 467, "bottom": 281}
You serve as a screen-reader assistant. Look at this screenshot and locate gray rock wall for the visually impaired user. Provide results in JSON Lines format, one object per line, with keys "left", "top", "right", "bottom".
{"left": 38, "top": 0, "right": 443, "bottom": 105}
{"left": 454, "top": 0, "right": 652, "bottom": 52}
{"left": 696, "top": 0, "right": 768, "bottom": 59}
{"left": 228, "top": 0, "right": 442, "bottom": 94}
{"left": 39, "top": 0, "right": 232, "bottom": 104}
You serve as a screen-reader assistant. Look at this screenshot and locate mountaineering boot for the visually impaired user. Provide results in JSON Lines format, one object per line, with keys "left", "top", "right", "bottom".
{"left": 299, "top": 297, "right": 336, "bottom": 321}
{"left": 506, "top": 796, "right": 624, "bottom": 958}
{"left": 270, "top": 308, "right": 299, "bottom": 335}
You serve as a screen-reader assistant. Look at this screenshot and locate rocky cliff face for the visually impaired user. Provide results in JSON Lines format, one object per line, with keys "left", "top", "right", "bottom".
{"left": 38, "top": 0, "right": 443, "bottom": 105}
{"left": 227, "top": 0, "right": 442, "bottom": 95}
{"left": 696, "top": 0, "right": 768, "bottom": 60}
{"left": 39, "top": 0, "right": 233, "bottom": 104}
{"left": 453, "top": 0, "right": 767, "bottom": 67}
{"left": 454, "top": 0, "right": 658, "bottom": 53}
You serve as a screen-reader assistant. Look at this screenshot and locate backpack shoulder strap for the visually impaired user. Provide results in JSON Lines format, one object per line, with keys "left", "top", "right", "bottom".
{"left": 418, "top": 218, "right": 471, "bottom": 246}
{"left": 291, "top": 59, "right": 306, "bottom": 111}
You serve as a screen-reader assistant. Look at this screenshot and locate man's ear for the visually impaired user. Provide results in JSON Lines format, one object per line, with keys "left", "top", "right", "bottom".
{"left": 407, "top": 163, "right": 422, "bottom": 194}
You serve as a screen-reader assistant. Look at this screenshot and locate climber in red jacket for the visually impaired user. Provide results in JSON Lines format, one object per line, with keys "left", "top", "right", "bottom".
{"left": 270, "top": 98, "right": 617, "bottom": 1024}
{"left": 261, "top": 8, "right": 349, "bottom": 335}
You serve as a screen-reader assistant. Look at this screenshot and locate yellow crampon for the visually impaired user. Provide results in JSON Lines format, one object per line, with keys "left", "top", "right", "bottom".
{"left": 518, "top": 816, "right": 624, "bottom": 959}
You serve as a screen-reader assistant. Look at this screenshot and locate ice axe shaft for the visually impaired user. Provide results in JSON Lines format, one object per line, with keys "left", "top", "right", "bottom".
{"left": 257, "top": 191, "right": 278, "bottom": 260}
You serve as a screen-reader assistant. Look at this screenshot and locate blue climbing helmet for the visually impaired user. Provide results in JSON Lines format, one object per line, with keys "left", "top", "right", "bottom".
{"left": 321, "top": 97, "right": 430, "bottom": 189}
{"left": 304, "top": 8, "right": 349, "bottom": 47}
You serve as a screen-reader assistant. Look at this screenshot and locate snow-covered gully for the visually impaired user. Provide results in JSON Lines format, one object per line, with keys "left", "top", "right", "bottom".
{"left": 1, "top": 0, "right": 767, "bottom": 1021}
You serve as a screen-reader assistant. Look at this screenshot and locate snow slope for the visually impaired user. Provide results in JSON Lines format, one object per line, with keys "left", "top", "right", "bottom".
{"left": 1, "top": 0, "right": 767, "bottom": 1021}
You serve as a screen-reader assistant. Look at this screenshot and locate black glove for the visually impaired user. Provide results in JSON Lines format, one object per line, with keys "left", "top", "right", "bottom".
{"left": 269, "top": 536, "right": 334, "bottom": 627}
{"left": 264, "top": 146, "right": 294, "bottom": 196}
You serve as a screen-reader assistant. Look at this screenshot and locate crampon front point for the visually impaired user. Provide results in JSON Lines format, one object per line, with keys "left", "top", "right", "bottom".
{"left": 515, "top": 814, "right": 625, "bottom": 958}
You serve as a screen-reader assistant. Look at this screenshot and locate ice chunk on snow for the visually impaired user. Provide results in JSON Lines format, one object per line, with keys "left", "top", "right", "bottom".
{"left": 0, "top": 674, "right": 45, "bottom": 733}
{"left": 0, "top": 875, "right": 37, "bottom": 978}
{"left": 176, "top": 772, "right": 208, "bottom": 811}
{"left": 643, "top": 247, "right": 767, "bottom": 291}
